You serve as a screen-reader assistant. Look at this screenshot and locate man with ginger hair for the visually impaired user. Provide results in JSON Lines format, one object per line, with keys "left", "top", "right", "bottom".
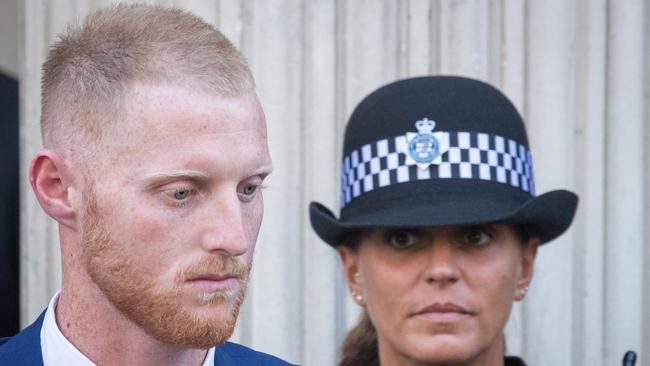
{"left": 0, "top": 5, "right": 293, "bottom": 366}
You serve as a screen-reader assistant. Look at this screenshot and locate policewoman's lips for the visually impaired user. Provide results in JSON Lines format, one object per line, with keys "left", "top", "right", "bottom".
{"left": 185, "top": 273, "right": 241, "bottom": 293}
{"left": 411, "top": 302, "right": 474, "bottom": 322}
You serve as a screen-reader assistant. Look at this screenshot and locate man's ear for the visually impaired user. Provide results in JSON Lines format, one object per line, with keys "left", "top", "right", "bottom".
{"left": 337, "top": 246, "right": 362, "bottom": 294}
{"left": 29, "top": 149, "right": 79, "bottom": 230}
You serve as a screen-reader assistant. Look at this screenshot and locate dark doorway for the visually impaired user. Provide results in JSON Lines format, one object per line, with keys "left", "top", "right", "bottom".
{"left": 0, "top": 71, "right": 20, "bottom": 337}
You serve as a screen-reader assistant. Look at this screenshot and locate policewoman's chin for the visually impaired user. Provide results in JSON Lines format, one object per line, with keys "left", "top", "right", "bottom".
{"left": 398, "top": 333, "right": 495, "bottom": 366}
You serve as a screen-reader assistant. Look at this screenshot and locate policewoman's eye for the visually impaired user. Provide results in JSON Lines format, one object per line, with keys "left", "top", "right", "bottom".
{"left": 387, "top": 230, "right": 418, "bottom": 249}
{"left": 461, "top": 226, "right": 492, "bottom": 247}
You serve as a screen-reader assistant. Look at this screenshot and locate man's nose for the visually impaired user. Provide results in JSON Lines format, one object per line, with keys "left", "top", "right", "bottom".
{"left": 423, "top": 239, "right": 461, "bottom": 286}
{"left": 200, "top": 193, "right": 249, "bottom": 257}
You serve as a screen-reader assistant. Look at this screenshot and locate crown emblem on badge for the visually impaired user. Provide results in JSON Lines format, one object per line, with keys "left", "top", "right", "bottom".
{"left": 415, "top": 118, "right": 436, "bottom": 133}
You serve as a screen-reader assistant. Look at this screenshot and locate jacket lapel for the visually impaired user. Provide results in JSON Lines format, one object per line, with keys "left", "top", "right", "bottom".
{"left": 213, "top": 344, "right": 238, "bottom": 365}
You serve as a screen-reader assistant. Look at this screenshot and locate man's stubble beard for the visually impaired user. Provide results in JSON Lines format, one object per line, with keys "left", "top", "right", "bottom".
{"left": 80, "top": 188, "right": 251, "bottom": 349}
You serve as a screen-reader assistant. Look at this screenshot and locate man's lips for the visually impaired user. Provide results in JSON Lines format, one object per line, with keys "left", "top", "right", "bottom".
{"left": 412, "top": 302, "right": 474, "bottom": 322}
{"left": 185, "top": 274, "right": 240, "bottom": 293}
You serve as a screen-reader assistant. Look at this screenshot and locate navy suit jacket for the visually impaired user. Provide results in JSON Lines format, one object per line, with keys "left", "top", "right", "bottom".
{"left": 0, "top": 311, "right": 294, "bottom": 365}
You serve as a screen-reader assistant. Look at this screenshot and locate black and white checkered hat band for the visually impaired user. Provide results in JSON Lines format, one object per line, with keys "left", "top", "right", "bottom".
{"left": 341, "top": 131, "right": 535, "bottom": 208}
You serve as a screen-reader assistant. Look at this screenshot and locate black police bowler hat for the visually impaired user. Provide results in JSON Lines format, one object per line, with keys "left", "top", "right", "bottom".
{"left": 309, "top": 76, "right": 578, "bottom": 246}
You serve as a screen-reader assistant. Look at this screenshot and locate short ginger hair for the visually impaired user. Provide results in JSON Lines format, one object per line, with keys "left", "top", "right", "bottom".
{"left": 40, "top": 4, "right": 254, "bottom": 151}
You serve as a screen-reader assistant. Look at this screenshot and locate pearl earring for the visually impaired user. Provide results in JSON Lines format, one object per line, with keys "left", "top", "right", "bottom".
{"left": 352, "top": 292, "right": 363, "bottom": 303}
{"left": 352, "top": 273, "right": 364, "bottom": 304}
{"left": 517, "top": 286, "right": 529, "bottom": 300}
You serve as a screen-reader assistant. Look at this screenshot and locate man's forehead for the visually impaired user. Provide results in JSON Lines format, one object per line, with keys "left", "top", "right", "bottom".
{"left": 82, "top": 83, "right": 270, "bottom": 181}
{"left": 104, "top": 83, "right": 265, "bottom": 142}
{"left": 125, "top": 82, "right": 260, "bottom": 110}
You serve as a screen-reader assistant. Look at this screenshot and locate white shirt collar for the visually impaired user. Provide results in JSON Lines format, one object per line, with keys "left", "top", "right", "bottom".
{"left": 40, "top": 290, "right": 215, "bottom": 366}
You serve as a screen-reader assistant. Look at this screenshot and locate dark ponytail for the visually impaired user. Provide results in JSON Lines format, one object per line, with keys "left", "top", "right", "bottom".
{"left": 339, "top": 310, "right": 379, "bottom": 366}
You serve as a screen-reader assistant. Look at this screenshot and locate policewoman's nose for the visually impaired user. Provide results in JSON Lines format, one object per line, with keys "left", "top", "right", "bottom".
{"left": 424, "top": 238, "right": 460, "bottom": 286}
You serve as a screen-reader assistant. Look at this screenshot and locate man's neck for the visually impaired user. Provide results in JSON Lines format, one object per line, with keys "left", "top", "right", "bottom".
{"left": 56, "top": 270, "right": 208, "bottom": 366}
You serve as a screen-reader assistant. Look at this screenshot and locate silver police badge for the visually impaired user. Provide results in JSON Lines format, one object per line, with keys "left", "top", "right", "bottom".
{"left": 403, "top": 118, "right": 448, "bottom": 170}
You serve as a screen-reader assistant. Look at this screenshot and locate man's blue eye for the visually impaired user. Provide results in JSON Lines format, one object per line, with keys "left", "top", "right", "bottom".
{"left": 173, "top": 189, "right": 191, "bottom": 200}
{"left": 242, "top": 185, "right": 257, "bottom": 196}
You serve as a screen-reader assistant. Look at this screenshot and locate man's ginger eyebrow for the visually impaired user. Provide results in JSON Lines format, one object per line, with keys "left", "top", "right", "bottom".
{"left": 142, "top": 170, "right": 210, "bottom": 181}
{"left": 252, "top": 164, "right": 274, "bottom": 177}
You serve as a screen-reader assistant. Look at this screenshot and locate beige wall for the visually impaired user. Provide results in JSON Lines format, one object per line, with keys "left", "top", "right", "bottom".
{"left": 0, "top": 0, "right": 19, "bottom": 77}
{"left": 18, "top": 1, "right": 648, "bottom": 365}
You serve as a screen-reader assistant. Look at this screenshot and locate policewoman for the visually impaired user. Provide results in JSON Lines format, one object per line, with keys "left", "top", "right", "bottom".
{"left": 309, "top": 76, "right": 578, "bottom": 366}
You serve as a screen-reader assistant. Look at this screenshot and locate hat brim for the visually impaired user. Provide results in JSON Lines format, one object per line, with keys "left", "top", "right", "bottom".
{"left": 310, "top": 189, "right": 578, "bottom": 246}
